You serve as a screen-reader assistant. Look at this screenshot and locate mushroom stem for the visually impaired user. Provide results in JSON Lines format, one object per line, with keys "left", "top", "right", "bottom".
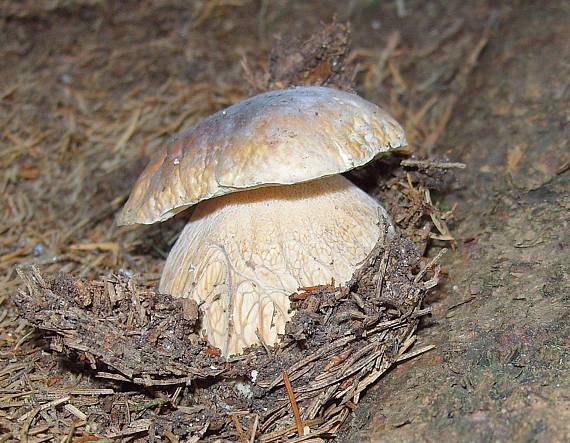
{"left": 159, "top": 175, "right": 393, "bottom": 356}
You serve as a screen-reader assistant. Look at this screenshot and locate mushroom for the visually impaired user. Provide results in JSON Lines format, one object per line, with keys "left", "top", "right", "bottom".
{"left": 119, "top": 86, "right": 406, "bottom": 356}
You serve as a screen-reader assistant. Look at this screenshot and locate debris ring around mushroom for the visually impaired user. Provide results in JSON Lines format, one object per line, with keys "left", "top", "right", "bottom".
{"left": 15, "top": 226, "right": 444, "bottom": 441}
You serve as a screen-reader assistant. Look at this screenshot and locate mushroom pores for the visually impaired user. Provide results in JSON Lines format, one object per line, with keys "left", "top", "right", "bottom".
{"left": 119, "top": 86, "right": 407, "bottom": 356}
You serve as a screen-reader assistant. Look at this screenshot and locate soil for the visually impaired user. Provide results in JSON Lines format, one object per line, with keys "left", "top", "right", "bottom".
{"left": 1, "top": 1, "right": 569, "bottom": 442}
{"left": 342, "top": 1, "right": 570, "bottom": 442}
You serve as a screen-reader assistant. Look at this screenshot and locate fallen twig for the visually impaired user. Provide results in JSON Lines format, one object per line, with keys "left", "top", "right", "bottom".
{"left": 283, "top": 370, "right": 304, "bottom": 437}
{"left": 401, "top": 159, "right": 466, "bottom": 169}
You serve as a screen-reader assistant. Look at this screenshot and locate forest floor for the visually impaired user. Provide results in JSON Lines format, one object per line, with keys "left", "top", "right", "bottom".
{"left": 1, "top": 1, "right": 568, "bottom": 442}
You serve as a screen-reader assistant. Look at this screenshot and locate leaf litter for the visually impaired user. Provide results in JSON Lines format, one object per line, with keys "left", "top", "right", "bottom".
{"left": 0, "top": 1, "right": 492, "bottom": 441}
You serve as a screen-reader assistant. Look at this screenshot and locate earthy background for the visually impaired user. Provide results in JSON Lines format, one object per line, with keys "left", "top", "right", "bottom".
{"left": 1, "top": 1, "right": 568, "bottom": 442}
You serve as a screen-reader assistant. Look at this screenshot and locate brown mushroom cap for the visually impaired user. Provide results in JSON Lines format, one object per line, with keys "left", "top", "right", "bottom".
{"left": 118, "top": 86, "right": 406, "bottom": 225}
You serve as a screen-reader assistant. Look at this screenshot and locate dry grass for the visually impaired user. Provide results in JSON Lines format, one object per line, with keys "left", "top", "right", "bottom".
{"left": 0, "top": 0, "right": 491, "bottom": 440}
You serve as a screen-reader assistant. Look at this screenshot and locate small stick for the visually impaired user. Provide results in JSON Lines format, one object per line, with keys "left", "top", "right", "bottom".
{"left": 401, "top": 159, "right": 466, "bottom": 169}
{"left": 375, "top": 240, "right": 393, "bottom": 298}
{"left": 414, "top": 248, "right": 447, "bottom": 284}
{"left": 68, "top": 388, "right": 115, "bottom": 395}
{"left": 18, "top": 396, "right": 70, "bottom": 423}
{"left": 231, "top": 414, "right": 248, "bottom": 443}
{"left": 556, "top": 161, "right": 569, "bottom": 175}
{"left": 282, "top": 369, "right": 304, "bottom": 437}
{"left": 396, "top": 344, "right": 436, "bottom": 362}
{"left": 64, "top": 403, "right": 87, "bottom": 421}
{"left": 249, "top": 414, "right": 259, "bottom": 443}
{"left": 63, "top": 423, "right": 76, "bottom": 443}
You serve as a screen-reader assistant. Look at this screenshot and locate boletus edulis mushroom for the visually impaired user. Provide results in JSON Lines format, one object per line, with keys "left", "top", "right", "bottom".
{"left": 119, "top": 86, "right": 407, "bottom": 356}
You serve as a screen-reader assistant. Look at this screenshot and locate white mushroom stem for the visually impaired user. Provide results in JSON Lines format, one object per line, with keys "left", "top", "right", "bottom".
{"left": 159, "top": 175, "right": 393, "bottom": 356}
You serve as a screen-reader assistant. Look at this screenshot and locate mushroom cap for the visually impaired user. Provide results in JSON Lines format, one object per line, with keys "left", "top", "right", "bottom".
{"left": 118, "top": 86, "right": 406, "bottom": 225}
